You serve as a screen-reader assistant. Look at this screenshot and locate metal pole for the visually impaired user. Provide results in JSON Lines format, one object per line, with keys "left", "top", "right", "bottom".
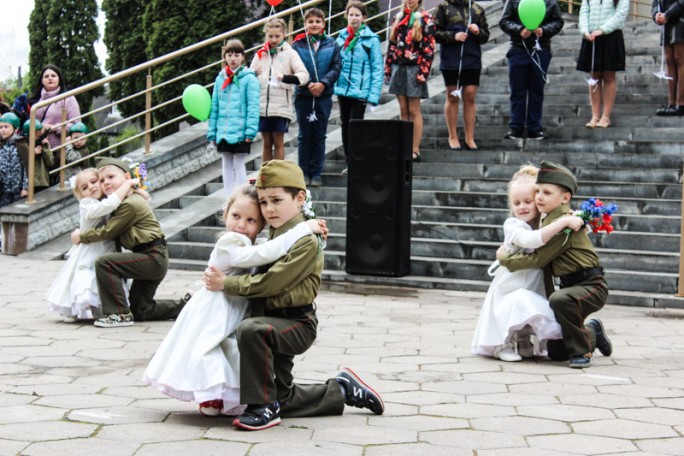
{"left": 59, "top": 108, "right": 67, "bottom": 190}
{"left": 27, "top": 111, "right": 37, "bottom": 204}
{"left": 145, "top": 71, "right": 153, "bottom": 154}
{"left": 678, "top": 170, "right": 684, "bottom": 296}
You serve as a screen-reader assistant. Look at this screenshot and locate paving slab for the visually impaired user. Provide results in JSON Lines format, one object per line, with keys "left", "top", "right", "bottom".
{"left": 1, "top": 255, "right": 683, "bottom": 454}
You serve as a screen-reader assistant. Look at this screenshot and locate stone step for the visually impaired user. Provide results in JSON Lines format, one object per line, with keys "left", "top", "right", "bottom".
{"left": 322, "top": 250, "right": 678, "bottom": 294}
{"left": 313, "top": 201, "right": 681, "bottom": 234}
{"left": 426, "top": 92, "right": 669, "bottom": 106}
{"left": 168, "top": 244, "right": 677, "bottom": 294}
{"left": 419, "top": 102, "right": 679, "bottom": 117}
{"left": 321, "top": 270, "right": 684, "bottom": 309}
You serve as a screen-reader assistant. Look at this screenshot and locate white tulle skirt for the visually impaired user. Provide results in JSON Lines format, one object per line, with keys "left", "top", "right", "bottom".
{"left": 472, "top": 264, "right": 562, "bottom": 357}
{"left": 142, "top": 286, "right": 249, "bottom": 415}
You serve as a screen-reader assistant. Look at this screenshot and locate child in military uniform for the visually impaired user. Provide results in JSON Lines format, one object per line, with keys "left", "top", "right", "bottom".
{"left": 497, "top": 161, "right": 613, "bottom": 368}
{"left": 70, "top": 157, "right": 185, "bottom": 328}
{"left": 204, "top": 160, "right": 383, "bottom": 431}
{"left": 16, "top": 119, "right": 55, "bottom": 193}
{"left": 65, "top": 122, "right": 92, "bottom": 175}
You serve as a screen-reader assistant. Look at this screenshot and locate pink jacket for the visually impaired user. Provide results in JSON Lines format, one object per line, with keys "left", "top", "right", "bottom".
{"left": 33, "top": 88, "right": 82, "bottom": 150}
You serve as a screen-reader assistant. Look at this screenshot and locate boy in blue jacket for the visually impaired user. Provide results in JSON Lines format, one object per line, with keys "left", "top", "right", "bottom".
{"left": 292, "top": 8, "right": 342, "bottom": 187}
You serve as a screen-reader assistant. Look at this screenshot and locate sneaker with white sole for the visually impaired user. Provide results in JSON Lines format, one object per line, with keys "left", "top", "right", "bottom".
{"left": 93, "top": 313, "right": 134, "bottom": 328}
{"left": 233, "top": 402, "right": 281, "bottom": 431}
{"left": 336, "top": 367, "right": 384, "bottom": 415}
{"left": 495, "top": 345, "right": 522, "bottom": 362}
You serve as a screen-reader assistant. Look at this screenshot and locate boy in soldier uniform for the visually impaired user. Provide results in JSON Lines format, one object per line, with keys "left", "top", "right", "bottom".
{"left": 71, "top": 157, "right": 185, "bottom": 328}
{"left": 204, "top": 159, "right": 383, "bottom": 431}
{"left": 497, "top": 161, "right": 613, "bottom": 368}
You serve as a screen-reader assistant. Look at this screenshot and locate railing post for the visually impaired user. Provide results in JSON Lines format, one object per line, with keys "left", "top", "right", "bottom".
{"left": 678, "top": 168, "right": 684, "bottom": 296}
{"left": 27, "top": 112, "right": 37, "bottom": 204}
{"left": 59, "top": 108, "right": 67, "bottom": 190}
{"left": 145, "top": 70, "right": 153, "bottom": 154}
{"left": 288, "top": 14, "right": 294, "bottom": 42}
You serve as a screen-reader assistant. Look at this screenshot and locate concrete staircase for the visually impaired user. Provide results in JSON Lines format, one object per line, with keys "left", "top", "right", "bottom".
{"left": 163, "top": 18, "right": 683, "bottom": 308}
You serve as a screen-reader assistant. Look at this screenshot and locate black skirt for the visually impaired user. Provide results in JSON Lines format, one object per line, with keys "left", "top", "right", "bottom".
{"left": 576, "top": 30, "right": 625, "bottom": 73}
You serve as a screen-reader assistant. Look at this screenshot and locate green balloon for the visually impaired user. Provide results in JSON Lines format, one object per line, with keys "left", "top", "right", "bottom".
{"left": 518, "top": 0, "right": 546, "bottom": 31}
{"left": 182, "top": 84, "right": 212, "bottom": 121}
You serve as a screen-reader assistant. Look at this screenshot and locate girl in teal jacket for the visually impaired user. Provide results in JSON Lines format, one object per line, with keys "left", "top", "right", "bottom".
{"left": 334, "top": 1, "right": 384, "bottom": 171}
{"left": 208, "top": 40, "right": 260, "bottom": 196}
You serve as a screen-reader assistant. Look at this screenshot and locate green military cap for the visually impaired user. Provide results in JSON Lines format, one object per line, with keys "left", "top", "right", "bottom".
{"left": 537, "top": 161, "right": 577, "bottom": 195}
{"left": 256, "top": 159, "right": 306, "bottom": 191}
{"left": 96, "top": 157, "right": 132, "bottom": 174}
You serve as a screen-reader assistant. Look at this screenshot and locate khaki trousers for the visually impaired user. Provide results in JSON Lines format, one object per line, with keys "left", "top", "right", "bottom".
{"left": 236, "top": 311, "right": 345, "bottom": 417}
{"left": 95, "top": 245, "right": 182, "bottom": 321}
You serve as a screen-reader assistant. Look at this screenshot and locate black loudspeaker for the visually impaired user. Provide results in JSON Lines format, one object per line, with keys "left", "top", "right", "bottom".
{"left": 345, "top": 119, "right": 412, "bottom": 277}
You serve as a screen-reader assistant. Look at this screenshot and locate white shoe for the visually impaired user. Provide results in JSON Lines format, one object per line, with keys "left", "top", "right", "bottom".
{"left": 495, "top": 346, "right": 522, "bottom": 362}
{"left": 62, "top": 316, "right": 77, "bottom": 323}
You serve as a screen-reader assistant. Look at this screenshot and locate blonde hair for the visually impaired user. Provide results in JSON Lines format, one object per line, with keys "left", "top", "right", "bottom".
{"left": 390, "top": 0, "right": 423, "bottom": 43}
{"left": 72, "top": 168, "right": 99, "bottom": 200}
{"left": 507, "top": 164, "right": 539, "bottom": 216}
{"left": 222, "top": 184, "right": 266, "bottom": 229}
{"left": 263, "top": 17, "right": 287, "bottom": 34}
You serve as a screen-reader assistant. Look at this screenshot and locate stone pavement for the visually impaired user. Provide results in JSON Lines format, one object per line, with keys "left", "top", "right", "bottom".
{"left": 1, "top": 255, "right": 684, "bottom": 456}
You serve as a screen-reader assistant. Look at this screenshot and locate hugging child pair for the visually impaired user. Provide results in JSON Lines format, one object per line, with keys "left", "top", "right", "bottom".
{"left": 45, "top": 166, "right": 146, "bottom": 320}
{"left": 475, "top": 161, "right": 613, "bottom": 369}
{"left": 145, "top": 160, "right": 384, "bottom": 431}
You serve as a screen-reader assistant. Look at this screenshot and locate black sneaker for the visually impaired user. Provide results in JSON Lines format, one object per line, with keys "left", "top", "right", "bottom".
{"left": 587, "top": 318, "right": 612, "bottom": 356}
{"left": 569, "top": 354, "right": 592, "bottom": 368}
{"left": 528, "top": 130, "right": 545, "bottom": 140}
{"left": 232, "top": 402, "right": 281, "bottom": 431}
{"left": 504, "top": 129, "right": 523, "bottom": 139}
{"left": 336, "top": 367, "right": 384, "bottom": 415}
{"left": 656, "top": 104, "right": 676, "bottom": 116}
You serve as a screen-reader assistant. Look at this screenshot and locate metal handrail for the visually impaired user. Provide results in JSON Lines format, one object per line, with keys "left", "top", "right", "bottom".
{"left": 25, "top": 0, "right": 327, "bottom": 203}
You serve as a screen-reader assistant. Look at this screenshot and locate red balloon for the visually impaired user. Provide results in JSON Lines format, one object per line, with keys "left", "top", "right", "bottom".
{"left": 267, "top": 0, "right": 283, "bottom": 6}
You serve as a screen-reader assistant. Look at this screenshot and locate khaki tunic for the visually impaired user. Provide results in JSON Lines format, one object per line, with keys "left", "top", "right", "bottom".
{"left": 227, "top": 213, "right": 344, "bottom": 415}
{"left": 500, "top": 203, "right": 608, "bottom": 358}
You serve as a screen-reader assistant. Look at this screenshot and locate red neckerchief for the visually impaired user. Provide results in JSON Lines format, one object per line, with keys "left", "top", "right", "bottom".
{"left": 256, "top": 41, "right": 280, "bottom": 59}
{"left": 256, "top": 42, "right": 271, "bottom": 59}
{"left": 343, "top": 26, "right": 356, "bottom": 49}
{"left": 294, "top": 32, "right": 326, "bottom": 43}
{"left": 221, "top": 66, "right": 236, "bottom": 90}
{"left": 397, "top": 8, "right": 412, "bottom": 29}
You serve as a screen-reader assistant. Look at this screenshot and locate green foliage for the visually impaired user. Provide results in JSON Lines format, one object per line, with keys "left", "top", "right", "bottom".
{"left": 102, "top": 0, "right": 148, "bottom": 120}
{"left": 112, "top": 125, "right": 143, "bottom": 157}
{"left": 28, "top": 0, "right": 104, "bottom": 120}
{"left": 143, "top": 0, "right": 254, "bottom": 138}
{"left": 27, "top": 7, "right": 49, "bottom": 91}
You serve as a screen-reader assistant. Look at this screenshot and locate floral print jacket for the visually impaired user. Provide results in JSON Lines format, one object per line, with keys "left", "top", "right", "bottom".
{"left": 384, "top": 10, "right": 436, "bottom": 83}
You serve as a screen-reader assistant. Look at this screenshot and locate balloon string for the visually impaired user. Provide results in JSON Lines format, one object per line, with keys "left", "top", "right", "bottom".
{"left": 522, "top": 40, "right": 549, "bottom": 84}
{"left": 455, "top": 2, "right": 473, "bottom": 94}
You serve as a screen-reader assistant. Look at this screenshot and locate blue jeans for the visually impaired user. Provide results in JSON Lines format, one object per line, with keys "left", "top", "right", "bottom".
{"left": 507, "top": 48, "right": 551, "bottom": 133}
{"left": 295, "top": 96, "right": 332, "bottom": 180}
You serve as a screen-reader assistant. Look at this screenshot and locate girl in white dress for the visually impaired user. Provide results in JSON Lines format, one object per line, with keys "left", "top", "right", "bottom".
{"left": 45, "top": 168, "right": 143, "bottom": 320}
{"left": 143, "top": 184, "right": 326, "bottom": 416}
{"left": 472, "top": 165, "right": 584, "bottom": 361}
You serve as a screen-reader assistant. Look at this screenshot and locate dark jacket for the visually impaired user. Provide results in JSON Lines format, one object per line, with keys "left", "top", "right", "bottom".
{"left": 292, "top": 35, "right": 342, "bottom": 98}
{"left": 499, "top": 0, "right": 564, "bottom": 51}
{"left": 435, "top": 0, "right": 490, "bottom": 71}
{"left": 652, "top": 0, "right": 684, "bottom": 44}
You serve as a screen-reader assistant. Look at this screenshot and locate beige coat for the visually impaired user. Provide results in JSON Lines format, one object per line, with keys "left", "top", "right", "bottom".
{"left": 250, "top": 41, "right": 309, "bottom": 122}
